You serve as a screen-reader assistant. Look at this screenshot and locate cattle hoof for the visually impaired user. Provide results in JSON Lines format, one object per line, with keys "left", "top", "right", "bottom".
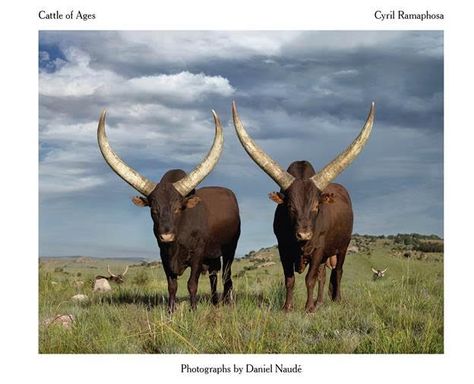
{"left": 223, "top": 298, "right": 235, "bottom": 307}
{"left": 305, "top": 304, "right": 316, "bottom": 313}
{"left": 283, "top": 305, "right": 293, "bottom": 312}
{"left": 211, "top": 293, "right": 220, "bottom": 305}
{"left": 223, "top": 291, "right": 234, "bottom": 305}
{"left": 315, "top": 301, "right": 323, "bottom": 310}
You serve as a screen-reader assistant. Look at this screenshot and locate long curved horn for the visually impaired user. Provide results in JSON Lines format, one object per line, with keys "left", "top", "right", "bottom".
{"left": 107, "top": 265, "right": 116, "bottom": 277}
{"left": 310, "top": 102, "right": 375, "bottom": 191}
{"left": 172, "top": 110, "right": 224, "bottom": 197}
{"left": 232, "top": 101, "right": 295, "bottom": 190}
{"left": 97, "top": 111, "right": 157, "bottom": 196}
{"left": 122, "top": 265, "right": 129, "bottom": 276}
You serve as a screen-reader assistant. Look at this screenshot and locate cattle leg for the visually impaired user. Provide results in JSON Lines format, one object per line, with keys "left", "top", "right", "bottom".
{"left": 222, "top": 264, "right": 233, "bottom": 304}
{"left": 329, "top": 268, "right": 343, "bottom": 302}
{"left": 315, "top": 263, "right": 326, "bottom": 309}
{"left": 222, "top": 244, "right": 236, "bottom": 305}
{"left": 281, "top": 259, "right": 295, "bottom": 311}
{"left": 209, "top": 272, "right": 218, "bottom": 305}
{"left": 187, "top": 265, "right": 202, "bottom": 311}
{"left": 162, "top": 256, "right": 178, "bottom": 313}
{"left": 329, "top": 247, "right": 347, "bottom": 302}
{"left": 304, "top": 262, "right": 319, "bottom": 313}
{"left": 167, "top": 275, "right": 178, "bottom": 314}
{"left": 207, "top": 258, "right": 221, "bottom": 305}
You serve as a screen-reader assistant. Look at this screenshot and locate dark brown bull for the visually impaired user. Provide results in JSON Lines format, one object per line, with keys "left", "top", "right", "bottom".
{"left": 98, "top": 110, "right": 240, "bottom": 312}
{"left": 232, "top": 101, "right": 374, "bottom": 312}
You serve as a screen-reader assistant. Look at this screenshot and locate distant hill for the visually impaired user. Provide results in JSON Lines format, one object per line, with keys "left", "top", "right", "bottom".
{"left": 243, "top": 233, "right": 444, "bottom": 262}
{"left": 39, "top": 256, "right": 149, "bottom": 263}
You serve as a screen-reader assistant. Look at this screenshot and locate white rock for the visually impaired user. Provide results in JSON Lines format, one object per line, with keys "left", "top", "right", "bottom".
{"left": 71, "top": 294, "right": 88, "bottom": 302}
{"left": 44, "top": 314, "right": 75, "bottom": 329}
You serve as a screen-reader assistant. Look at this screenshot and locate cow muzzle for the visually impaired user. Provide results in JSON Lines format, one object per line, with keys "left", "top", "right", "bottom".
{"left": 159, "top": 233, "right": 176, "bottom": 243}
{"left": 296, "top": 231, "right": 313, "bottom": 241}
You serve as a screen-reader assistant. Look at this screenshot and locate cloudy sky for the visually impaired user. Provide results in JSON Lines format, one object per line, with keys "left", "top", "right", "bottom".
{"left": 39, "top": 31, "right": 443, "bottom": 258}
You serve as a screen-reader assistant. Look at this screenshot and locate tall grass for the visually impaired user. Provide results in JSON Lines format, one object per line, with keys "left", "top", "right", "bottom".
{"left": 39, "top": 240, "right": 443, "bottom": 353}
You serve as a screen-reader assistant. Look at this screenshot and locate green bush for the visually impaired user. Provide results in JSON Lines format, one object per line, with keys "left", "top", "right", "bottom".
{"left": 131, "top": 270, "right": 150, "bottom": 286}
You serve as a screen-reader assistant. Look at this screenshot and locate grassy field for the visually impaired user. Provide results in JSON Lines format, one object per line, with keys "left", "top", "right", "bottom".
{"left": 39, "top": 235, "right": 443, "bottom": 353}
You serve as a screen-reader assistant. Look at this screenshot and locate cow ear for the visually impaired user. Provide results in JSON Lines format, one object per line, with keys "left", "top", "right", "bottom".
{"left": 320, "top": 192, "right": 335, "bottom": 204}
{"left": 268, "top": 192, "right": 285, "bottom": 204}
{"left": 132, "top": 196, "right": 149, "bottom": 207}
{"left": 184, "top": 196, "right": 201, "bottom": 209}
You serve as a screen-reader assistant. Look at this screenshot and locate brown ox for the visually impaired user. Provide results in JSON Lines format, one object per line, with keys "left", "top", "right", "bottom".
{"left": 371, "top": 267, "right": 388, "bottom": 280}
{"left": 98, "top": 110, "right": 240, "bottom": 312}
{"left": 232, "top": 101, "right": 374, "bottom": 312}
{"left": 94, "top": 265, "right": 129, "bottom": 292}
{"left": 95, "top": 265, "right": 129, "bottom": 284}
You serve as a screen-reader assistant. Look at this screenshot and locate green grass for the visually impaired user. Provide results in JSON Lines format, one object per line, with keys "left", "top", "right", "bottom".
{"left": 39, "top": 237, "right": 443, "bottom": 353}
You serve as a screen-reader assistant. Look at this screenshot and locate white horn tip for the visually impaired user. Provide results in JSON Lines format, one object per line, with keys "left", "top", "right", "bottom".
{"left": 211, "top": 109, "right": 222, "bottom": 126}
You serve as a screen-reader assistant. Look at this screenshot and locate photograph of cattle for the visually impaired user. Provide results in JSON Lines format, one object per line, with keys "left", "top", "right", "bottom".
{"left": 39, "top": 31, "right": 443, "bottom": 353}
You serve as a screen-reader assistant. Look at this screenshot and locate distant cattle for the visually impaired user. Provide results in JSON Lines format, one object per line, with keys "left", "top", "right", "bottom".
{"left": 233, "top": 101, "right": 375, "bottom": 312}
{"left": 93, "top": 278, "right": 112, "bottom": 292}
{"left": 93, "top": 265, "right": 128, "bottom": 292}
{"left": 97, "top": 110, "right": 240, "bottom": 312}
{"left": 371, "top": 267, "right": 387, "bottom": 280}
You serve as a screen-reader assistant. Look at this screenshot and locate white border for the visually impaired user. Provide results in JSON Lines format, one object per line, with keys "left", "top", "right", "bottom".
{"left": 3, "top": 1, "right": 472, "bottom": 383}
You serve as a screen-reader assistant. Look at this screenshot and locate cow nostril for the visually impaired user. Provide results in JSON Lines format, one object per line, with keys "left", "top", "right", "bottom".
{"left": 296, "top": 231, "right": 312, "bottom": 241}
{"left": 159, "top": 233, "right": 176, "bottom": 243}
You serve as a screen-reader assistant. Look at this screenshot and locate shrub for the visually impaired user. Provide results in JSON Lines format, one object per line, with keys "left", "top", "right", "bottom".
{"left": 132, "top": 270, "right": 150, "bottom": 286}
{"left": 413, "top": 241, "right": 444, "bottom": 253}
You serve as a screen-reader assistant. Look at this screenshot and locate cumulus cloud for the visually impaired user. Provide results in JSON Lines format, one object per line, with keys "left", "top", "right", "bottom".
{"left": 39, "top": 31, "right": 443, "bottom": 258}
{"left": 40, "top": 46, "right": 234, "bottom": 102}
{"left": 39, "top": 47, "right": 123, "bottom": 97}
{"left": 281, "top": 31, "right": 443, "bottom": 58}
{"left": 105, "top": 71, "right": 234, "bottom": 103}
{"left": 40, "top": 31, "right": 301, "bottom": 73}
{"left": 39, "top": 43, "right": 236, "bottom": 201}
